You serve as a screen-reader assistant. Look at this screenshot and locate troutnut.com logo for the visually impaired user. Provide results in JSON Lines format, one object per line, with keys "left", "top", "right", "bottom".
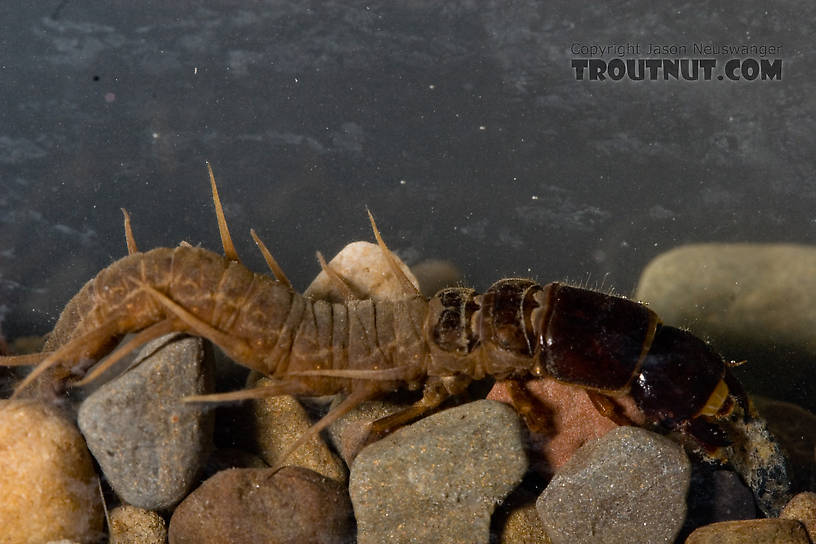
{"left": 570, "top": 42, "right": 783, "bottom": 81}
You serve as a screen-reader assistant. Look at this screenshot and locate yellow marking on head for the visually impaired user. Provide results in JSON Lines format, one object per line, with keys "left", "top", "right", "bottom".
{"left": 698, "top": 378, "right": 729, "bottom": 417}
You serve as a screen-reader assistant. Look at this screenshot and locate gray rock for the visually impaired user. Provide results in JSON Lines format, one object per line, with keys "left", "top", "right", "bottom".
{"left": 77, "top": 333, "right": 214, "bottom": 510}
{"left": 536, "top": 426, "right": 690, "bottom": 544}
{"left": 349, "top": 399, "right": 528, "bottom": 544}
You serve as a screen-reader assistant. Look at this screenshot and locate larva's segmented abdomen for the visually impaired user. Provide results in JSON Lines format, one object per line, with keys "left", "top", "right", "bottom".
{"left": 33, "top": 244, "right": 432, "bottom": 399}
{"left": 259, "top": 295, "right": 431, "bottom": 395}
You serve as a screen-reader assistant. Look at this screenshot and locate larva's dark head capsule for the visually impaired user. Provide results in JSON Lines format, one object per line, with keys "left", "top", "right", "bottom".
{"left": 630, "top": 325, "right": 734, "bottom": 447}
{"left": 424, "top": 287, "right": 482, "bottom": 377}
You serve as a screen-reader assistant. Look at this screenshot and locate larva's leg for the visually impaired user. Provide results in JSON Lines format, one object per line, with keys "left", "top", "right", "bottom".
{"left": 183, "top": 380, "right": 313, "bottom": 403}
{"left": 368, "top": 377, "right": 454, "bottom": 434}
{"left": 11, "top": 320, "right": 123, "bottom": 398}
{"left": 502, "top": 379, "right": 554, "bottom": 434}
{"left": 0, "top": 352, "right": 50, "bottom": 366}
{"left": 586, "top": 390, "right": 633, "bottom": 426}
{"left": 73, "top": 319, "right": 177, "bottom": 386}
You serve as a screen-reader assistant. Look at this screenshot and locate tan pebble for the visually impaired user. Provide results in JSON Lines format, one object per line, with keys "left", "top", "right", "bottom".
{"left": 781, "top": 492, "right": 816, "bottom": 542}
{"left": 305, "top": 240, "right": 419, "bottom": 302}
{"left": 498, "top": 500, "right": 552, "bottom": 544}
{"left": 250, "top": 378, "right": 347, "bottom": 482}
{"left": 0, "top": 400, "right": 104, "bottom": 544}
{"left": 108, "top": 505, "right": 166, "bottom": 544}
{"left": 685, "top": 519, "right": 810, "bottom": 543}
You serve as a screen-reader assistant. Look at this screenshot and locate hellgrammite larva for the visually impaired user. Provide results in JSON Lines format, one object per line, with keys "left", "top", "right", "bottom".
{"left": 1, "top": 163, "right": 749, "bottom": 463}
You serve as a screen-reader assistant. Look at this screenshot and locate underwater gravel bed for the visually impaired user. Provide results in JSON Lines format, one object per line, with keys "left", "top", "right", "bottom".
{"left": 1, "top": 242, "right": 816, "bottom": 543}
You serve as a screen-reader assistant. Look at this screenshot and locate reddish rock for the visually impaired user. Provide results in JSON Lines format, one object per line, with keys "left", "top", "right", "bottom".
{"left": 168, "top": 466, "right": 354, "bottom": 544}
{"left": 488, "top": 376, "right": 645, "bottom": 475}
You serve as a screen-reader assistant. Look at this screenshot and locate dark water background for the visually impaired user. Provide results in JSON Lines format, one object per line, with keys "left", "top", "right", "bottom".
{"left": 0, "top": 1, "right": 813, "bottom": 345}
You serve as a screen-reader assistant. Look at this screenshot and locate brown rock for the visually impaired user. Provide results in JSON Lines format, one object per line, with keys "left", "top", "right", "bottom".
{"left": 780, "top": 492, "right": 816, "bottom": 542}
{"left": 168, "top": 466, "right": 354, "bottom": 544}
{"left": 685, "top": 519, "right": 809, "bottom": 543}
{"left": 0, "top": 400, "right": 104, "bottom": 544}
{"left": 201, "top": 447, "right": 268, "bottom": 478}
{"left": 488, "top": 376, "right": 644, "bottom": 475}
{"left": 108, "top": 505, "right": 167, "bottom": 544}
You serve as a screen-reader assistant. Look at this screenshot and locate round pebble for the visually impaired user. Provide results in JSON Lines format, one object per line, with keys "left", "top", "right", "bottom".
{"left": 350, "top": 399, "right": 528, "bottom": 544}
{"left": 780, "top": 492, "right": 816, "bottom": 542}
{"left": 168, "top": 466, "right": 354, "bottom": 544}
{"left": 537, "top": 425, "right": 690, "bottom": 544}
{"left": 304, "top": 240, "right": 419, "bottom": 302}
{"left": 685, "top": 519, "right": 810, "bottom": 543}
{"left": 108, "top": 504, "right": 167, "bottom": 544}
{"left": 77, "top": 333, "right": 215, "bottom": 510}
{"left": 0, "top": 400, "right": 104, "bottom": 544}
{"left": 498, "top": 500, "right": 552, "bottom": 544}
{"left": 249, "top": 378, "right": 346, "bottom": 482}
